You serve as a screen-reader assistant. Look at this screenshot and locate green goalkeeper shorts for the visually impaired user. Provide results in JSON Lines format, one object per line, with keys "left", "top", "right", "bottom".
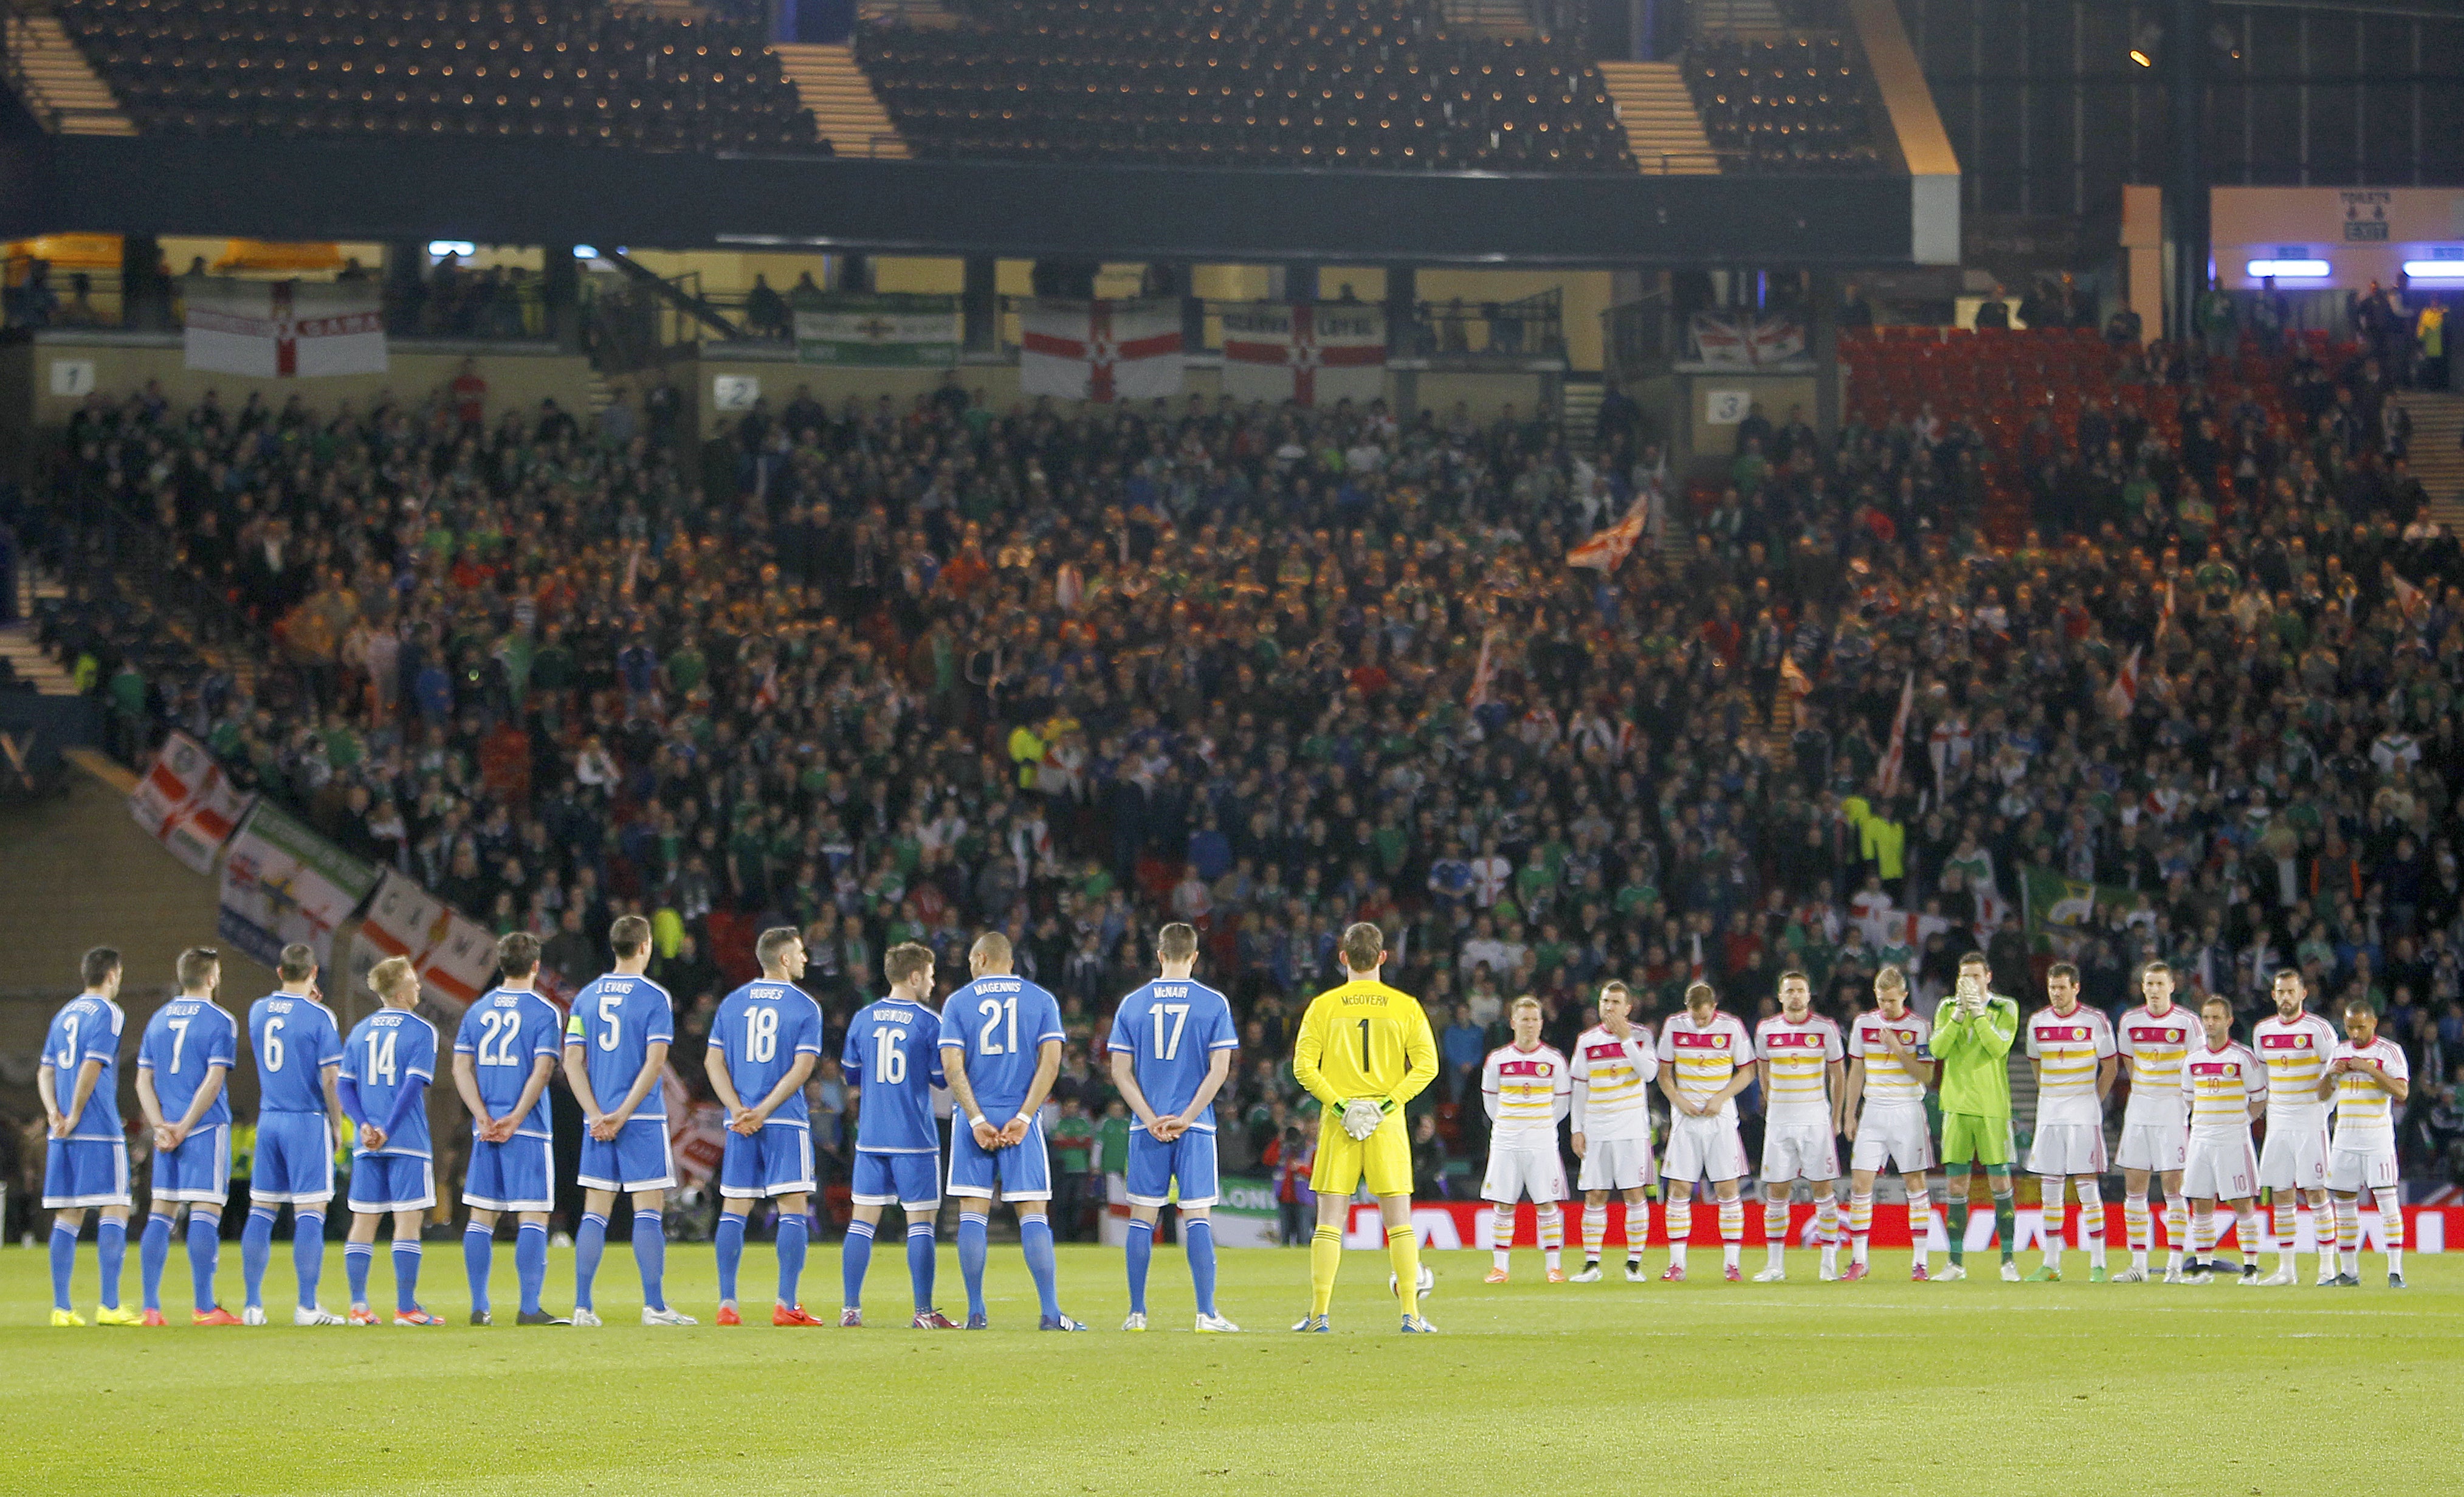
{"left": 1939, "top": 1112, "right": 2014, "bottom": 1168}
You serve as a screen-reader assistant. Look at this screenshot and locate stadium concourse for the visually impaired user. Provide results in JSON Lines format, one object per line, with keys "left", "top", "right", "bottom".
{"left": 11, "top": 314, "right": 2460, "bottom": 1220}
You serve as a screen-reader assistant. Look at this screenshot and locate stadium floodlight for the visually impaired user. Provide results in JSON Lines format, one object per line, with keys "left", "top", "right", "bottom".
{"left": 2403, "top": 260, "right": 2464, "bottom": 281}
{"left": 427, "top": 240, "right": 477, "bottom": 258}
{"left": 2245, "top": 259, "right": 2329, "bottom": 278}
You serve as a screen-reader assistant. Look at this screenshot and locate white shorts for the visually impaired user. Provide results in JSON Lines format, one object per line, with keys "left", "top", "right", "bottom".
{"left": 2258, "top": 1116, "right": 2330, "bottom": 1192}
{"left": 1575, "top": 1135, "right": 1653, "bottom": 1193}
{"left": 2327, "top": 1143, "right": 2398, "bottom": 1194}
{"left": 1759, "top": 1121, "right": 1839, "bottom": 1183}
{"left": 2116, "top": 1120, "right": 2189, "bottom": 1174}
{"left": 2181, "top": 1134, "right": 2258, "bottom": 1200}
{"left": 1850, "top": 1107, "right": 1934, "bottom": 1175}
{"left": 1486, "top": 1144, "right": 1571, "bottom": 1203}
{"left": 1661, "top": 1116, "right": 1749, "bottom": 1185}
{"left": 2029, "top": 1122, "right": 2109, "bottom": 1178}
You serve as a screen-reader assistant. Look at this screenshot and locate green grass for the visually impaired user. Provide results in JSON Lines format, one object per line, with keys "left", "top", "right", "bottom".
{"left": 5, "top": 1242, "right": 2457, "bottom": 1495}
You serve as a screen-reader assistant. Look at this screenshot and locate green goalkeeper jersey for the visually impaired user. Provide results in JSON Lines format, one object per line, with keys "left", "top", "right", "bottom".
{"left": 1929, "top": 993, "right": 2020, "bottom": 1117}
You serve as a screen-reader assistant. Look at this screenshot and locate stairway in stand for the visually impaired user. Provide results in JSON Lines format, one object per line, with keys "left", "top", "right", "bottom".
{"left": 1440, "top": 0, "right": 1534, "bottom": 39}
{"left": 2, "top": 12, "right": 137, "bottom": 134}
{"left": 1691, "top": 0, "right": 1788, "bottom": 36}
{"left": 774, "top": 43, "right": 910, "bottom": 159}
{"left": 2392, "top": 390, "right": 2464, "bottom": 534}
{"left": 1595, "top": 61, "right": 1718, "bottom": 174}
{"left": 0, "top": 568, "right": 76, "bottom": 695}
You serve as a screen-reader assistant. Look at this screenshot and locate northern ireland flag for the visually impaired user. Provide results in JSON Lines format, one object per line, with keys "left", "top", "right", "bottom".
{"left": 1566, "top": 507, "right": 1648, "bottom": 571}
{"left": 1221, "top": 302, "right": 1385, "bottom": 406}
{"left": 184, "top": 279, "right": 387, "bottom": 378}
{"left": 1019, "top": 298, "right": 1183, "bottom": 402}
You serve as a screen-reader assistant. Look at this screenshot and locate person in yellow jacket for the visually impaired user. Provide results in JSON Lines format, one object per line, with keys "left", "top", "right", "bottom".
{"left": 1291, "top": 923, "right": 1440, "bottom": 1333}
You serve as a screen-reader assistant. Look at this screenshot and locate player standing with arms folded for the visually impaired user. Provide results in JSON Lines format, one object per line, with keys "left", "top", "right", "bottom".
{"left": 1107, "top": 923, "right": 1241, "bottom": 1331}
{"left": 339, "top": 957, "right": 444, "bottom": 1325}
{"left": 1930, "top": 953, "right": 2020, "bottom": 1281}
{"left": 941, "top": 931, "right": 1083, "bottom": 1330}
{"left": 2319, "top": 999, "right": 2409, "bottom": 1287}
{"left": 1655, "top": 982, "right": 1756, "bottom": 1282}
{"left": 1842, "top": 967, "right": 1935, "bottom": 1281}
{"left": 132, "top": 947, "right": 241, "bottom": 1325}
{"left": 1290, "top": 923, "right": 1440, "bottom": 1333}
{"left": 840, "top": 941, "right": 956, "bottom": 1328}
{"left": 1752, "top": 972, "right": 1846, "bottom": 1282}
{"left": 241, "top": 943, "right": 350, "bottom": 1325}
{"left": 2114, "top": 960, "right": 2199, "bottom": 1282}
{"left": 707, "top": 927, "right": 824, "bottom": 1326}
{"left": 563, "top": 915, "right": 680, "bottom": 1327}
{"left": 40, "top": 948, "right": 137, "bottom": 1327}
{"left": 2251, "top": 969, "right": 2340, "bottom": 1285}
{"left": 450, "top": 933, "right": 570, "bottom": 1326}
{"left": 2178, "top": 996, "right": 2266, "bottom": 1283}
{"left": 1484, "top": 994, "right": 1574, "bottom": 1284}
{"left": 2022, "top": 963, "right": 2117, "bottom": 1282}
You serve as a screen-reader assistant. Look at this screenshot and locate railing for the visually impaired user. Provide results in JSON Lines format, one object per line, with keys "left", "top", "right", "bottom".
{"left": 1602, "top": 289, "right": 1679, "bottom": 382}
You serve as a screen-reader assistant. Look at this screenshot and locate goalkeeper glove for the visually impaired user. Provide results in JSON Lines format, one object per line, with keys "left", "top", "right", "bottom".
{"left": 1340, "top": 1097, "right": 1386, "bottom": 1141}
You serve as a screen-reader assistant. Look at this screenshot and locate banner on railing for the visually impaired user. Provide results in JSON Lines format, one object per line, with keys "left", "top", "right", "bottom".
{"left": 417, "top": 909, "right": 500, "bottom": 1011}
{"left": 1019, "top": 298, "right": 1183, "bottom": 402}
{"left": 216, "top": 800, "right": 379, "bottom": 972}
{"left": 1220, "top": 301, "right": 1385, "bottom": 407}
{"left": 793, "top": 297, "right": 961, "bottom": 367}
{"left": 184, "top": 278, "right": 387, "bottom": 378}
{"left": 129, "top": 731, "right": 255, "bottom": 874}
{"left": 1686, "top": 311, "right": 1807, "bottom": 368}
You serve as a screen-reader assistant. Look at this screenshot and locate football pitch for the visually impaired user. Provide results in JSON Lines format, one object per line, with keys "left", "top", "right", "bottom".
{"left": 5, "top": 1245, "right": 2457, "bottom": 1496}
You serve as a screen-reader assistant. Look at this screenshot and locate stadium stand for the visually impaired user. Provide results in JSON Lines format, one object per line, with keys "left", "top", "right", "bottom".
{"left": 47, "top": 0, "right": 819, "bottom": 150}
{"left": 1684, "top": 28, "right": 1879, "bottom": 172}
{"left": 12, "top": 325, "right": 2461, "bottom": 1182}
{"left": 853, "top": 0, "right": 1635, "bottom": 171}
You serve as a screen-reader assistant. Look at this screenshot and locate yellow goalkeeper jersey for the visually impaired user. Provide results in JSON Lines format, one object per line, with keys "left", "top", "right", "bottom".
{"left": 1293, "top": 977, "right": 1439, "bottom": 1109}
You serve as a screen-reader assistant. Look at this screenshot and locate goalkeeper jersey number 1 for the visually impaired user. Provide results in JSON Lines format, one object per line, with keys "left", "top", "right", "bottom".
{"left": 1293, "top": 979, "right": 1438, "bottom": 1109}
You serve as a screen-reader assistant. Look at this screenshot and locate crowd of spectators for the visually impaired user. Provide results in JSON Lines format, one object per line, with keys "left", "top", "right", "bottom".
{"left": 857, "top": 0, "right": 1632, "bottom": 171}
{"left": 22, "top": 318, "right": 2464, "bottom": 1202}
{"left": 55, "top": 0, "right": 819, "bottom": 152}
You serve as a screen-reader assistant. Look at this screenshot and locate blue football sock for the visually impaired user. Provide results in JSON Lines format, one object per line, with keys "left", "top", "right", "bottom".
{"left": 293, "top": 1213, "right": 326, "bottom": 1309}
{"left": 906, "top": 1221, "right": 937, "bottom": 1312}
{"left": 49, "top": 1222, "right": 77, "bottom": 1310}
{"left": 841, "top": 1220, "right": 875, "bottom": 1311}
{"left": 574, "top": 1213, "right": 608, "bottom": 1312}
{"left": 392, "top": 1241, "right": 422, "bottom": 1313}
{"left": 957, "top": 1212, "right": 989, "bottom": 1318}
{"left": 97, "top": 1219, "right": 126, "bottom": 1310}
{"left": 515, "top": 1222, "right": 548, "bottom": 1315}
{"left": 140, "top": 1214, "right": 175, "bottom": 1312}
{"left": 463, "top": 1224, "right": 493, "bottom": 1316}
{"left": 1021, "top": 1216, "right": 1061, "bottom": 1322}
{"left": 345, "top": 1242, "right": 374, "bottom": 1306}
{"left": 241, "top": 1205, "right": 278, "bottom": 1309}
{"left": 715, "top": 1213, "right": 745, "bottom": 1304}
{"left": 1124, "top": 1217, "right": 1153, "bottom": 1316}
{"left": 188, "top": 1211, "right": 222, "bottom": 1312}
{"left": 1185, "top": 1218, "right": 1219, "bottom": 1318}
{"left": 634, "top": 1211, "right": 667, "bottom": 1312}
{"left": 776, "top": 1214, "right": 808, "bottom": 1308}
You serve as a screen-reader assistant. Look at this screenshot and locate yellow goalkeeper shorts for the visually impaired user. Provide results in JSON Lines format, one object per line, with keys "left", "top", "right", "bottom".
{"left": 1313, "top": 1113, "right": 1412, "bottom": 1199}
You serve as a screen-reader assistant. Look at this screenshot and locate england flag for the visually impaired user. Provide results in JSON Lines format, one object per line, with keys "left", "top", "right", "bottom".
{"left": 184, "top": 279, "right": 387, "bottom": 378}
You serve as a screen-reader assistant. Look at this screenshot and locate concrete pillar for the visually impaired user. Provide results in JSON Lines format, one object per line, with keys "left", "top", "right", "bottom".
{"left": 962, "top": 256, "right": 998, "bottom": 353}
{"left": 543, "top": 245, "right": 581, "bottom": 351}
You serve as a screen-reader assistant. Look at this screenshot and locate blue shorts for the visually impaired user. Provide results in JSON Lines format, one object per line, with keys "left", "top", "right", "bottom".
{"left": 851, "top": 1150, "right": 940, "bottom": 1209}
{"left": 151, "top": 1123, "right": 232, "bottom": 1205}
{"left": 43, "top": 1137, "right": 131, "bottom": 1210}
{"left": 463, "top": 1134, "right": 554, "bottom": 1213}
{"left": 578, "top": 1120, "right": 676, "bottom": 1194}
{"left": 348, "top": 1153, "right": 436, "bottom": 1213}
{"left": 1126, "top": 1127, "right": 1220, "bottom": 1209}
{"left": 720, "top": 1124, "right": 814, "bottom": 1200}
{"left": 948, "top": 1115, "right": 1051, "bottom": 1203}
{"left": 252, "top": 1112, "right": 336, "bottom": 1205}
